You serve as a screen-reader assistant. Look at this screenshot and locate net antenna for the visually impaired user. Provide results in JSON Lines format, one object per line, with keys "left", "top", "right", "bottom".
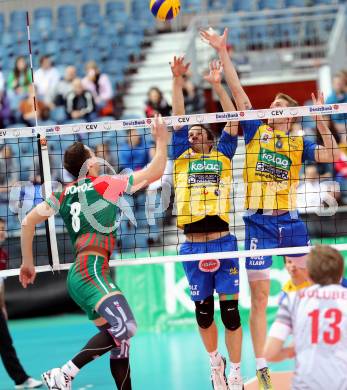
{"left": 25, "top": 11, "right": 60, "bottom": 271}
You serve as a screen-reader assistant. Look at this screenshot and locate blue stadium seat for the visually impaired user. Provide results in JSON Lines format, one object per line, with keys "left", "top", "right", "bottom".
{"left": 182, "top": 0, "right": 201, "bottom": 13}
{"left": 106, "top": 1, "right": 126, "bottom": 14}
{"left": 82, "top": 2, "right": 101, "bottom": 17}
{"left": 259, "top": 0, "right": 283, "bottom": 9}
{"left": 57, "top": 5, "right": 78, "bottom": 28}
{"left": 33, "top": 7, "right": 53, "bottom": 21}
{"left": 1, "top": 32, "right": 14, "bottom": 48}
{"left": 10, "top": 10, "right": 27, "bottom": 24}
{"left": 232, "top": 0, "right": 254, "bottom": 12}
{"left": 208, "top": 0, "right": 229, "bottom": 10}
{"left": 106, "top": 10, "right": 129, "bottom": 23}
{"left": 36, "top": 18, "right": 53, "bottom": 39}
{"left": 285, "top": 0, "right": 305, "bottom": 6}
{"left": 50, "top": 107, "right": 68, "bottom": 124}
{"left": 0, "top": 203, "right": 8, "bottom": 219}
{"left": 0, "top": 13, "right": 5, "bottom": 34}
{"left": 44, "top": 40, "right": 60, "bottom": 56}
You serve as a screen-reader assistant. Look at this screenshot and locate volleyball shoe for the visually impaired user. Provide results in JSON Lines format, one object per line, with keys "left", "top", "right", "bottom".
{"left": 210, "top": 355, "right": 228, "bottom": 390}
{"left": 41, "top": 368, "right": 72, "bottom": 390}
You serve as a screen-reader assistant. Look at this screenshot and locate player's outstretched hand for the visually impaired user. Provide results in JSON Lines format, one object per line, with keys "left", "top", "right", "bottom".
{"left": 310, "top": 91, "right": 325, "bottom": 119}
{"left": 204, "top": 60, "right": 223, "bottom": 85}
{"left": 151, "top": 114, "right": 169, "bottom": 145}
{"left": 19, "top": 264, "right": 36, "bottom": 288}
{"left": 311, "top": 91, "right": 325, "bottom": 106}
{"left": 200, "top": 27, "right": 228, "bottom": 52}
{"left": 170, "top": 56, "right": 190, "bottom": 78}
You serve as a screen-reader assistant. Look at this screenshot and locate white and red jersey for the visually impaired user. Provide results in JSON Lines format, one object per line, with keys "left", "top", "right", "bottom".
{"left": 270, "top": 284, "right": 347, "bottom": 390}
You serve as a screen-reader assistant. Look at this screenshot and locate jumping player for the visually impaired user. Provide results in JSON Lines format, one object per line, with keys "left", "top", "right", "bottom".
{"left": 19, "top": 116, "right": 169, "bottom": 390}
{"left": 265, "top": 245, "right": 347, "bottom": 389}
{"left": 201, "top": 27, "right": 339, "bottom": 389}
{"left": 171, "top": 56, "right": 243, "bottom": 390}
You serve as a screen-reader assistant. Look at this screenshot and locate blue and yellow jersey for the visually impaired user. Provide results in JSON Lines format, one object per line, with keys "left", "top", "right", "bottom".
{"left": 172, "top": 126, "right": 237, "bottom": 230}
{"left": 241, "top": 120, "right": 317, "bottom": 210}
{"left": 278, "top": 279, "right": 312, "bottom": 305}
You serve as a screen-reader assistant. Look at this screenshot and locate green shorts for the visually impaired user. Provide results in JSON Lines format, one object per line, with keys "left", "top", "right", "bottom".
{"left": 67, "top": 254, "right": 120, "bottom": 320}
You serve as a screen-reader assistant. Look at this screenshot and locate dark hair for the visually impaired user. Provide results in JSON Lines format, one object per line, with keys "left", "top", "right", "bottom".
{"left": 189, "top": 124, "right": 215, "bottom": 141}
{"left": 64, "top": 142, "right": 91, "bottom": 178}
{"left": 0, "top": 217, "right": 5, "bottom": 225}
{"left": 13, "top": 56, "right": 29, "bottom": 82}
{"left": 307, "top": 245, "right": 344, "bottom": 285}
{"left": 39, "top": 55, "right": 50, "bottom": 66}
{"left": 147, "top": 87, "right": 163, "bottom": 102}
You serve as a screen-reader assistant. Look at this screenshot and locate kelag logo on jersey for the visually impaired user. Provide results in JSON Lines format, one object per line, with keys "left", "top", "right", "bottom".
{"left": 256, "top": 148, "right": 292, "bottom": 180}
{"left": 188, "top": 159, "right": 222, "bottom": 185}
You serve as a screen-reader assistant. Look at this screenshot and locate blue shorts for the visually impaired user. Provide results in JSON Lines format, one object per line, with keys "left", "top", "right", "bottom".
{"left": 180, "top": 234, "right": 239, "bottom": 301}
{"left": 243, "top": 211, "right": 310, "bottom": 271}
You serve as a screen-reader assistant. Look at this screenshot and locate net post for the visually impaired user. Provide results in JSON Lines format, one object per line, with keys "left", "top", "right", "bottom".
{"left": 37, "top": 134, "right": 60, "bottom": 271}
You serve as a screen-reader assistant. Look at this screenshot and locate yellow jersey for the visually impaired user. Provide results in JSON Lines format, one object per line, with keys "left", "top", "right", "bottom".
{"left": 282, "top": 279, "right": 312, "bottom": 293}
{"left": 241, "top": 120, "right": 317, "bottom": 210}
{"left": 172, "top": 126, "right": 237, "bottom": 230}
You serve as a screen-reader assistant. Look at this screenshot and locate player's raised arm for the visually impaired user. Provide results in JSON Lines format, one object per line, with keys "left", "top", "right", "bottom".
{"left": 310, "top": 92, "right": 339, "bottom": 163}
{"left": 204, "top": 59, "right": 238, "bottom": 136}
{"left": 200, "top": 27, "right": 252, "bottom": 111}
{"left": 132, "top": 115, "right": 169, "bottom": 188}
{"left": 20, "top": 202, "right": 55, "bottom": 288}
{"left": 170, "top": 55, "right": 190, "bottom": 118}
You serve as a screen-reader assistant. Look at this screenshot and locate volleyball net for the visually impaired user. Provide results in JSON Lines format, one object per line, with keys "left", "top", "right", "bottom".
{"left": 1, "top": 104, "right": 347, "bottom": 277}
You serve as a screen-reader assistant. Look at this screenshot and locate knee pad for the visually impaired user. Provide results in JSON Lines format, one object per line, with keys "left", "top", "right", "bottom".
{"left": 220, "top": 300, "right": 241, "bottom": 331}
{"left": 97, "top": 294, "right": 137, "bottom": 343}
{"left": 97, "top": 324, "right": 131, "bottom": 359}
{"left": 194, "top": 295, "right": 214, "bottom": 329}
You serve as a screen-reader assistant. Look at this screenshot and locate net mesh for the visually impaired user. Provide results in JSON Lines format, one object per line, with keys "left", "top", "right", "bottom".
{"left": 0, "top": 0, "right": 346, "bottom": 276}
{"left": 1, "top": 106, "right": 347, "bottom": 275}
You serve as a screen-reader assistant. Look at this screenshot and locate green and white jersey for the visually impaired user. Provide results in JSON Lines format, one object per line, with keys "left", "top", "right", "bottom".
{"left": 46, "top": 175, "right": 133, "bottom": 256}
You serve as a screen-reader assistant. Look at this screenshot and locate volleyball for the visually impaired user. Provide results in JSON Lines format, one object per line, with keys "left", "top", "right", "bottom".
{"left": 150, "top": 0, "right": 181, "bottom": 21}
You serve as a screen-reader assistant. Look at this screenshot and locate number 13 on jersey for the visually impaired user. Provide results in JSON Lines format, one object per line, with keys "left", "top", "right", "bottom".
{"left": 308, "top": 308, "right": 342, "bottom": 345}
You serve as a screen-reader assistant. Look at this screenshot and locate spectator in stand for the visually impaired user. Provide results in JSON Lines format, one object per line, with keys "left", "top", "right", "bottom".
{"left": 326, "top": 71, "right": 347, "bottom": 144}
{"left": 53, "top": 66, "right": 77, "bottom": 106}
{"left": 7, "top": 56, "right": 32, "bottom": 111}
{"left": 34, "top": 56, "right": 60, "bottom": 106}
{"left": 181, "top": 71, "right": 205, "bottom": 114}
{"left": 297, "top": 164, "right": 340, "bottom": 214}
{"left": 145, "top": 87, "right": 171, "bottom": 118}
{"left": 19, "top": 85, "right": 49, "bottom": 126}
{"left": 0, "top": 89, "right": 12, "bottom": 128}
{"left": 82, "top": 61, "right": 113, "bottom": 115}
{"left": 65, "top": 78, "right": 96, "bottom": 122}
{"left": 0, "top": 218, "right": 43, "bottom": 389}
{"left": 0, "top": 145, "right": 19, "bottom": 197}
{"left": 95, "top": 143, "right": 118, "bottom": 174}
{"left": 118, "top": 128, "right": 151, "bottom": 172}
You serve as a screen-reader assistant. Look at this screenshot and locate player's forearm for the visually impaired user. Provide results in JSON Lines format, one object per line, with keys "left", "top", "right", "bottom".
{"left": 213, "top": 84, "right": 238, "bottom": 136}
{"left": 315, "top": 121, "right": 339, "bottom": 162}
{"left": 21, "top": 222, "right": 35, "bottom": 266}
{"left": 172, "top": 77, "right": 185, "bottom": 116}
{"left": 213, "top": 83, "right": 235, "bottom": 113}
{"left": 218, "top": 48, "right": 251, "bottom": 110}
{"left": 147, "top": 141, "right": 168, "bottom": 182}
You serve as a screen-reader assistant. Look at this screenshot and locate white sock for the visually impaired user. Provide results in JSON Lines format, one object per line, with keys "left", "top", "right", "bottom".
{"left": 256, "top": 358, "right": 267, "bottom": 370}
{"left": 209, "top": 350, "right": 221, "bottom": 365}
{"left": 61, "top": 361, "right": 79, "bottom": 379}
{"left": 230, "top": 362, "right": 241, "bottom": 378}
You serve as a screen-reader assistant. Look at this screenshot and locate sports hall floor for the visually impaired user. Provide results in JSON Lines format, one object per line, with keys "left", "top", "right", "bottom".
{"left": 1, "top": 314, "right": 292, "bottom": 390}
